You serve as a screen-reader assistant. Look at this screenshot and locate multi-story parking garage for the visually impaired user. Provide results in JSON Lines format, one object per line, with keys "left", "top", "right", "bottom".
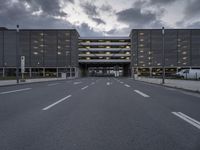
{"left": 78, "top": 37, "right": 131, "bottom": 77}
{"left": 130, "top": 29, "right": 200, "bottom": 77}
{"left": 0, "top": 28, "right": 79, "bottom": 78}
{"left": 0, "top": 27, "right": 200, "bottom": 78}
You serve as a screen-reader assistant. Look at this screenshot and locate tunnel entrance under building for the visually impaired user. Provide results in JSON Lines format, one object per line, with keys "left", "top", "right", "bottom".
{"left": 79, "top": 63, "right": 130, "bottom": 77}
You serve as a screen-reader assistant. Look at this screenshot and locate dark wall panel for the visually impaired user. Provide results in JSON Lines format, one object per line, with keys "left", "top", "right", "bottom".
{"left": 0, "top": 31, "right": 3, "bottom": 67}
{"left": 4, "top": 31, "right": 16, "bottom": 67}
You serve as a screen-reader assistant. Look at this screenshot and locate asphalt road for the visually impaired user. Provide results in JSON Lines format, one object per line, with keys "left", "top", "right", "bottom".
{"left": 0, "top": 77, "right": 200, "bottom": 150}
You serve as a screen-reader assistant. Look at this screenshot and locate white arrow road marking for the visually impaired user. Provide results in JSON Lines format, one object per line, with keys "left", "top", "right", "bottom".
{"left": 42, "top": 95, "right": 72, "bottom": 110}
{"left": 0, "top": 88, "right": 32, "bottom": 95}
{"left": 134, "top": 90, "right": 150, "bottom": 97}
{"left": 172, "top": 112, "right": 200, "bottom": 130}
{"left": 81, "top": 86, "right": 89, "bottom": 90}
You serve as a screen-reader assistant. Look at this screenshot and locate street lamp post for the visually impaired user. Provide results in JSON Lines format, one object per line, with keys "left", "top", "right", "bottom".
{"left": 162, "top": 27, "right": 165, "bottom": 84}
{"left": 16, "top": 25, "right": 20, "bottom": 84}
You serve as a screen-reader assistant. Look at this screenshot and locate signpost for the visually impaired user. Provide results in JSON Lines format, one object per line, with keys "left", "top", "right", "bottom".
{"left": 21, "top": 56, "right": 25, "bottom": 81}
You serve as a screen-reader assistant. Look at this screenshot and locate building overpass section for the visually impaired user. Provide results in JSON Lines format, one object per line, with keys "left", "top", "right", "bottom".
{"left": 78, "top": 37, "right": 131, "bottom": 77}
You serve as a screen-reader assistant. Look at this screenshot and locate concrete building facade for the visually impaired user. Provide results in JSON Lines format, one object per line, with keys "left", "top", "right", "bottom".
{"left": 0, "top": 28, "right": 79, "bottom": 78}
{"left": 130, "top": 29, "right": 200, "bottom": 77}
{"left": 0, "top": 27, "right": 200, "bottom": 78}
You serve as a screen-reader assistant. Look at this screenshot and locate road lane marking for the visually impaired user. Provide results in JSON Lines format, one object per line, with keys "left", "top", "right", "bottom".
{"left": 0, "top": 88, "right": 32, "bottom": 95}
{"left": 47, "top": 83, "right": 60, "bottom": 86}
{"left": 42, "top": 95, "right": 72, "bottom": 110}
{"left": 124, "top": 84, "right": 130, "bottom": 87}
{"left": 81, "top": 86, "right": 89, "bottom": 90}
{"left": 120, "top": 81, "right": 124, "bottom": 84}
{"left": 73, "top": 82, "right": 82, "bottom": 85}
{"left": 172, "top": 112, "right": 200, "bottom": 130}
{"left": 107, "top": 82, "right": 111, "bottom": 86}
{"left": 91, "top": 82, "right": 95, "bottom": 85}
{"left": 134, "top": 90, "right": 150, "bottom": 97}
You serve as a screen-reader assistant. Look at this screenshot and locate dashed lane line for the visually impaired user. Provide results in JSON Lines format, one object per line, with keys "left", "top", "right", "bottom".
{"left": 124, "top": 84, "right": 130, "bottom": 87}
{"left": 134, "top": 90, "right": 150, "bottom": 97}
{"left": 81, "top": 86, "right": 89, "bottom": 90}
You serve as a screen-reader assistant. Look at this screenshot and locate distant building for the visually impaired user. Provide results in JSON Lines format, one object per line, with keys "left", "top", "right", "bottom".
{"left": 130, "top": 29, "right": 200, "bottom": 76}
{"left": 0, "top": 27, "right": 200, "bottom": 78}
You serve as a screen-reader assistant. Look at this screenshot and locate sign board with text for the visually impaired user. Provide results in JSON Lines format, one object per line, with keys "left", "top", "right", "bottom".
{"left": 21, "top": 56, "right": 25, "bottom": 73}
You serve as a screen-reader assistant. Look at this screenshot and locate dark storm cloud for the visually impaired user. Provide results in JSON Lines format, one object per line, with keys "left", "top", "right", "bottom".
{"left": 116, "top": 8, "right": 157, "bottom": 27}
{"left": 149, "top": 0, "right": 177, "bottom": 5}
{"left": 23, "top": 0, "right": 73, "bottom": 17}
{"left": 187, "top": 21, "right": 200, "bottom": 28}
{"left": 80, "top": 2, "right": 106, "bottom": 25}
{"left": 175, "top": 0, "right": 200, "bottom": 28}
{"left": 184, "top": 0, "right": 200, "bottom": 19}
{"left": 91, "top": 17, "right": 106, "bottom": 25}
{"left": 80, "top": 2, "right": 99, "bottom": 17}
{"left": 0, "top": 3, "right": 72, "bottom": 29}
{"left": 100, "top": 4, "right": 113, "bottom": 12}
{"left": 76, "top": 23, "right": 103, "bottom": 36}
{"left": 0, "top": 0, "right": 101, "bottom": 36}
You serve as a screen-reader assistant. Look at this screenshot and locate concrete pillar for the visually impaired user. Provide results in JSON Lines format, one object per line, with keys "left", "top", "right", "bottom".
{"left": 43, "top": 68, "right": 45, "bottom": 77}
{"left": 70, "top": 67, "right": 72, "bottom": 78}
{"left": 56, "top": 68, "right": 59, "bottom": 78}
{"left": 150, "top": 67, "right": 152, "bottom": 77}
{"left": 29, "top": 68, "right": 32, "bottom": 78}
{"left": 3, "top": 67, "right": 5, "bottom": 78}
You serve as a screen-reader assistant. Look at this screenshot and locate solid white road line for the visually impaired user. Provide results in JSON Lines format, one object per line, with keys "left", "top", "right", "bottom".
{"left": 81, "top": 86, "right": 89, "bottom": 90}
{"left": 42, "top": 95, "right": 72, "bottom": 111}
{"left": 73, "top": 82, "right": 82, "bottom": 85}
{"left": 172, "top": 112, "right": 200, "bottom": 130}
{"left": 0, "top": 88, "right": 32, "bottom": 95}
{"left": 134, "top": 90, "right": 150, "bottom": 97}
{"left": 47, "top": 83, "right": 60, "bottom": 86}
{"left": 124, "top": 84, "right": 130, "bottom": 87}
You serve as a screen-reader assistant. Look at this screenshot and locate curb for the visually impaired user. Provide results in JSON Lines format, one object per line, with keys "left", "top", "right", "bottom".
{"left": 133, "top": 78, "right": 200, "bottom": 94}
{"left": 0, "top": 78, "right": 78, "bottom": 87}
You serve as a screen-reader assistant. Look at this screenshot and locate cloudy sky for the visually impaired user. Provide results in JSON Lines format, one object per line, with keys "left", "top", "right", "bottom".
{"left": 0, "top": 0, "right": 200, "bottom": 36}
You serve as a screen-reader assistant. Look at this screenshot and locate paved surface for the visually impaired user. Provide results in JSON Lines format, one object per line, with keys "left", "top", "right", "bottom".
{"left": 0, "top": 78, "right": 67, "bottom": 87}
{"left": 0, "top": 77, "right": 200, "bottom": 150}
{"left": 136, "top": 77, "right": 200, "bottom": 92}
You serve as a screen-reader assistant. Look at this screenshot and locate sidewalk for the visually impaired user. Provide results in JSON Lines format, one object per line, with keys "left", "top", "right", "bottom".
{"left": 135, "top": 77, "right": 200, "bottom": 93}
{"left": 0, "top": 78, "right": 68, "bottom": 87}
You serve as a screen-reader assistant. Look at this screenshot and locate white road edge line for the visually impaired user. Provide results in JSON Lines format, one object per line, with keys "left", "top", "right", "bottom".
{"left": 81, "top": 86, "right": 89, "bottom": 90}
{"left": 0, "top": 88, "right": 32, "bottom": 95}
{"left": 42, "top": 95, "right": 72, "bottom": 111}
{"left": 124, "top": 84, "right": 130, "bottom": 87}
{"left": 134, "top": 90, "right": 150, "bottom": 97}
{"left": 172, "top": 112, "right": 200, "bottom": 130}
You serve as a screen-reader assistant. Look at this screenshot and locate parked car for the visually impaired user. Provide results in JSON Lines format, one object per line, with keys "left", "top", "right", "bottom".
{"left": 176, "top": 69, "right": 200, "bottom": 80}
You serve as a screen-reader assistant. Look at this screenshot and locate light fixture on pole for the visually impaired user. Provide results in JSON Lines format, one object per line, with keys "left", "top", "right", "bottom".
{"left": 162, "top": 27, "right": 165, "bottom": 84}
{"left": 16, "top": 25, "right": 20, "bottom": 83}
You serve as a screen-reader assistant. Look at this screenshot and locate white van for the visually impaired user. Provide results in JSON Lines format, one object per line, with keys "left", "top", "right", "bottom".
{"left": 176, "top": 69, "right": 200, "bottom": 80}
